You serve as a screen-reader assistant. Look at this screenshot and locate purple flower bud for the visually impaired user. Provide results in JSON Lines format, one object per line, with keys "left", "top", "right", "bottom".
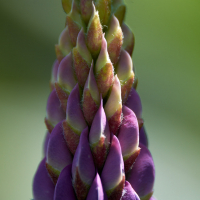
{"left": 43, "top": 131, "right": 50, "bottom": 157}
{"left": 55, "top": 27, "right": 74, "bottom": 62}
{"left": 106, "top": 15, "right": 123, "bottom": 65}
{"left": 121, "top": 181, "right": 140, "bottom": 200}
{"left": 101, "top": 135, "right": 125, "bottom": 200}
{"left": 116, "top": 49, "right": 134, "bottom": 103}
{"left": 54, "top": 164, "right": 77, "bottom": 200}
{"left": 73, "top": 29, "right": 92, "bottom": 88}
{"left": 45, "top": 89, "right": 66, "bottom": 133}
{"left": 86, "top": 3, "right": 103, "bottom": 58}
{"left": 95, "top": 34, "right": 114, "bottom": 98}
{"left": 104, "top": 75, "right": 122, "bottom": 135}
{"left": 89, "top": 98, "right": 110, "bottom": 171}
{"left": 139, "top": 126, "right": 148, "bottom": 148}
{"left": 50, "top": 60, "right": 59, "bottom": 91}
{"left": 55, "top": 52, "right": 77, "bottom": 111}
{"left": 46, "top": 121, "right": 72, "bottom": 184}
{"left": 125, "top": 87, "right": 142, "bottom": 120}
{"left": 122, "top": 23, "right": 135, "bottom": 56}
{"left": 82, "top": 62, "right": 100, "bottom": 125}
{"left": 127, "top": 143, "right": 155, "bottom": 199}
{"left": 33, "top": 158, "right": 55, "bottom": 200}
{"left": 86, "top": 173, "right": 105, "bottom": 200}
{"left": 72, "top": 127, "right": 96, "bottom": 200}
{"left": 118, "top": 106, "right": 140, "bottom": 173}
{"left": 63, "top": 84, "right": 87, "bottom": 155}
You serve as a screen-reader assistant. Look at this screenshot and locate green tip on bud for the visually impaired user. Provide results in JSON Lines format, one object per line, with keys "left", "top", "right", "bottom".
{"left": 122, "top": 23, "right": 135, "bottom": 56}
{"left": 104, "top": 75, "right": 122, "bottom": 135}
{"left": 111, "top": 0, "right": 126, "bottom": 25}
{"left": 116, "top": 49, "right": 134, "bottom": 103}
{"left": 55, "top": 27, "right": 74, "bottom": 62}
{"left": 95, "top": 34, "right": 114, "bottom": 98}
{"left": 86, "top": 3, "right": 103, "bottom": 58}
{"left": 82, "top": 62, "right": 100, "bottom": 126}
{"left": 95, "top": 0, "right": 111, "bottom": 26}
{"left": 66, "top": 0, "right": 85, "bottom": 46}
{"left": 106, "top": 15, "right": 123, "bottom": 65}
{"left": 62, "top": 0, "right": 72, "bottom": 14}
{"left": 73, "top": 29, "right": 92, "bottom": 88}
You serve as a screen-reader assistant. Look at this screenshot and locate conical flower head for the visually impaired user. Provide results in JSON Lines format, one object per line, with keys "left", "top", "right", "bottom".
{"left": 33, "top": 0, "right": 156, "bottom": 199}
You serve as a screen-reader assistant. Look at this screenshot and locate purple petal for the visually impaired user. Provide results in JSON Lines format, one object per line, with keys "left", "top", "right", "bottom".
{"left": 45, "top": 89, "right": 66, "bottom": 132}
{"left": 43, "top": 131, "right": 50, "bottom": 157}
{"left": 101, "top": 135, "right": 125, "bottom": 200}
{"left": 50, "top": 60, "right": 59, "bottom": 90}
{"left": 86, "top": 173, "right": 104, "bottom": 200}
{"left": 72, "top": 127, "right": 96, "bottom": 200}
{"left": 46, "top": 121, "right": 72, "bottom": 184}
{"left": 54, "top": 164, "right": 77, "bottom": 200}
{"left": 125, "top": 88, "right": 142, "bottom": 119}
{"left": 127, "top": 143, "right": 155, "bottom": 198}
{"left": 118, "top": 106, "right": 139, "bottom": 173}
{"left": 139, "top": 126, "right": 148, "bottom": 148}
{"left": 121, "top": 181, "right": 140, "bottom": 200}
{"left": 33, "top": 158, "right": 55, "bottom": 200}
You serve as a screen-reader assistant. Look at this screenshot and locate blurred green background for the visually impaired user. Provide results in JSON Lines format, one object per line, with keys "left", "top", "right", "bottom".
{"left": 0, "top": 0, "right": 199, "bottom": 199}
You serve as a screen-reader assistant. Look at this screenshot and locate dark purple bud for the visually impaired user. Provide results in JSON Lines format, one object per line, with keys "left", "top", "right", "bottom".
{"left": 127, "top": 143, "right": 155, "bottom": 199}
{"left": 101, "top": 135, "right": 125, "bottom": 200}
{"left": 86, "top": 173, "right": 104, "bottom": 200}
{"left": 54, "top": 164, "right": 77, "bottom": 200}
{"left": 45, "top": 89, "right": 66, "bottom": 133}
{"left": 46, "top": 122, "right": 72, "bottom": 184}
{"left": 121, "top": 181, "right": 140, "bottom": 200}
{"left": 72, "top": 127, "right": 96, "bottom": 200}
{"left": 43, "top": 131, "right": 50, "bottom": 157}
{"left": 139, "top": 126, "right": 148, "bottom": 148}
{"left": 125, "top": 87, "right": 142, "bottom": 119}
{"left": 118, "top": 106, "right": 140, "bottom": 173}
{"left": 33, "top": 158, "right": 55, "bottom": 200}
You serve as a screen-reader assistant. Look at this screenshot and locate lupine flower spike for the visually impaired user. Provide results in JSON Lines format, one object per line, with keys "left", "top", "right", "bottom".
{"left": 33, "top": 0, "right": 156, "bottom": 199}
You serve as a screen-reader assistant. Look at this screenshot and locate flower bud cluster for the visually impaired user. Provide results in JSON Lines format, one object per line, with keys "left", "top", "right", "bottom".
{"left": 33, "top": 0, "right": 156, "bottom": 199}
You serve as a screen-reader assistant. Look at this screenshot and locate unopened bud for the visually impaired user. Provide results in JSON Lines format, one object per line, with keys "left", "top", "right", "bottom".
{"left": 116, "top": 49, "right": 134, "bottom": 103}
{"left": 122, "top": 23, "right": 135, "bottom": 56}
{"left": 72, "top": 127, "right": 96, "bottom": 200}
{"left": 106, "top": 15, "right": 123, "bottom": 65}
{"left": 82, "top": 63, "right": 100, "bottom": 125}
{"left": 101, "top": 135, "right": 125, "bottom": 200}
{"left": 86, "top": 3, "right": 103, "bottom": 58}
{"left": 46, "top": 122, "right": 72, "bottom": 184}
{"left": 95, "top": 34, "right": 114, "bottom": 98}
{"left": 104, "top": 75, "right": 122, "bottom": 135}
{"left": 73, "top": 29, "right": 92, "bottom": 88}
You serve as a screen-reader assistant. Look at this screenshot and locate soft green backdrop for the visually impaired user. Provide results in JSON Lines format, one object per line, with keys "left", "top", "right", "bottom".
{"left": 0, "top": 0, "right": 199, "bottom": 199}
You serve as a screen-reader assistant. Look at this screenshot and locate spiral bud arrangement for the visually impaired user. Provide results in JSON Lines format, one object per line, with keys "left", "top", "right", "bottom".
{"left": 33, "top": 0, "right": 156, "bottom": 200}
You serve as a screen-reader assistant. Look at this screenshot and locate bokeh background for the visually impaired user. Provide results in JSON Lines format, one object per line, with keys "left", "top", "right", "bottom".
{"left": 0, "top": 0, "right": 199, "bottom": 199}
